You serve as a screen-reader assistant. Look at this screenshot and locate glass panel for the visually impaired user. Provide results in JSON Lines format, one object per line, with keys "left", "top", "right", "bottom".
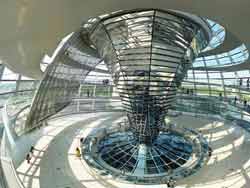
{"left": 18, "top": 81, "right": 36, "bottom": 90}
{"left": 0, "top": 81, "right": 16, "bottom": 94}
{"left": 2, "top": 67, "right": 18, "bottom": 80}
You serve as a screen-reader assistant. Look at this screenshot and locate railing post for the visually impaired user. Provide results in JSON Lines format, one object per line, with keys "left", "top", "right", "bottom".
{"left": 2, "top": 104, "right": 17, "bottom": 149}
{"left": 108, "top": 85, "right": 110, "bottom": 97}
{"left": 92, "top": 85, "right": 96, "bottom": 111}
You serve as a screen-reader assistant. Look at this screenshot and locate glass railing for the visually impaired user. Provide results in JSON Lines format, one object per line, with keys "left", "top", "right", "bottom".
{"left": 1, "top": 108, "right": 25, "bottom": 188}
{"left": 0, "top": 131, "right": 25, "bottom": 188}
{"left": 174, "top": 94, "right": 250, "bottom": 127}
{"left": 2, "top": 84, "right": 250, "bottom": 137}
{"left": 0, "top": 91, "right": 33, "bottom": 188}
{"left": 1, "top": 84, "right": 250, "bottom": 188}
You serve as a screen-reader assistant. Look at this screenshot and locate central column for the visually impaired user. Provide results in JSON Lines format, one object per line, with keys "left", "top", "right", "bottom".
{"left": 127, "top": 87, "right": 166, "bottom": 144}
{"left": 82, "top": 9, "right": 211, "bottom": 182}
{"left": 88, "top": 9, "right": 208, "bottom": 144}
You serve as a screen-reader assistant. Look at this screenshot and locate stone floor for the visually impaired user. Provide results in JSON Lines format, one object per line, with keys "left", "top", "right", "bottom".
{"left": 15, "top": 112, "right": 250, "bottom": 188}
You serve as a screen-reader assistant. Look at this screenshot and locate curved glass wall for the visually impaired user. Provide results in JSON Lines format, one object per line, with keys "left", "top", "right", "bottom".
{"left": 0, "top": 9, "right": 249, "bottom": 135}
{"left": 194, "top": 44, "right": 248, "bottom": 68}
{"left": 201, "top": 19, "right": 225, "bottom": 52}
{"left": 182, "top": 69, "right": 250, "bottom": 99}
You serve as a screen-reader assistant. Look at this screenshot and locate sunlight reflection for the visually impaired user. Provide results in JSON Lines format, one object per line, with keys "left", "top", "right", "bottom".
{"left": 16, "top": 115, "right": 85, "bottom": 188}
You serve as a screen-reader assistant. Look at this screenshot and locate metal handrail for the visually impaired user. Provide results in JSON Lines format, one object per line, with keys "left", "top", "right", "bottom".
{"left": 0, "top": 93, "right": 250, "bottom": 188}
{"left": 0, "top": 132, "right": 25, "bottom": 188}
{"left": 0, "top": 127, "right": 8, "bottom": 188}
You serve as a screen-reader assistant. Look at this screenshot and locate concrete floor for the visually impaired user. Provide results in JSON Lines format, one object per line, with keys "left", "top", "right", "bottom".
{"left": 15, "top": 112, "right": 250, "bottom": 188}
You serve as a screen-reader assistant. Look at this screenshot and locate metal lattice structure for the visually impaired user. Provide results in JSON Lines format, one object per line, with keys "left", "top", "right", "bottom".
{"left": 25, "top": 31, "right": 103, "bottom": 130}
{"left": 85, "top": 10, "right": 207, "bottom": 143}
{"left": 79, "top": 9, "right": 211, "bottom": 182}
{"left": 86, "top": 9, "right": 209, "bottom": 144}
{"left": 25, "top": 9, "right": 213, "bottom": 183}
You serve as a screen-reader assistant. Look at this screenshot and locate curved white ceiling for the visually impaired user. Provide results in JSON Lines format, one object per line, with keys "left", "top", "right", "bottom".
{"left": 0, "top": 0, "right": 249, "bottom": 79}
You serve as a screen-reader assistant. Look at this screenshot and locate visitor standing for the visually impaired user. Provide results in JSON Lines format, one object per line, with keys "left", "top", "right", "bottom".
{"left": 234, "top": 96, "right": 237, "bottom": 104}
{"left": 80, "top": 137, "right": 84, "bottom": 144}
{"left": 244, "top": 100, "right": 247, "bottom": 107}
{"left": 30, "top": 146, "right": 35, "bottom": 154}
{"left": 87, "top": 89, "right": 90, "bottom": 98}
{"left": 26, "top": 153, "right": 31, "bottom": 164}
{"left": 239, "top": 78, "right": 243, "bottom": 86}
{"left": 76, "top": 147, "right": 81, "bottom": 158}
